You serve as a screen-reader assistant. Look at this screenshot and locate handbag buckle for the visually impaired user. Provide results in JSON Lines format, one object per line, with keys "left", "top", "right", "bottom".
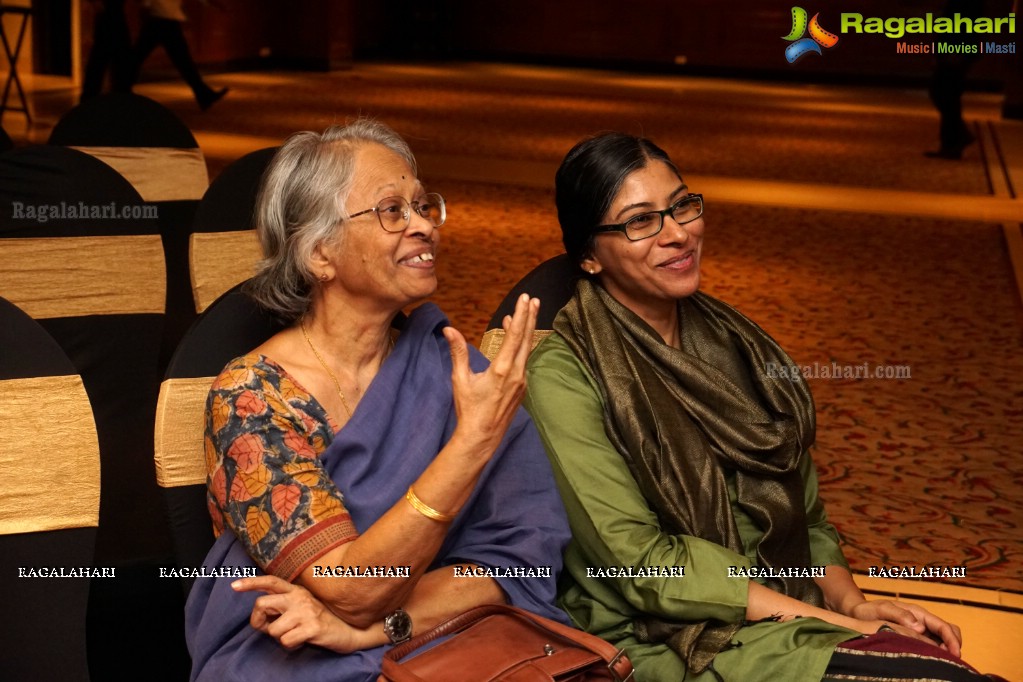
{"left": 607, "top": 649, "right": 634, "bottom": 682}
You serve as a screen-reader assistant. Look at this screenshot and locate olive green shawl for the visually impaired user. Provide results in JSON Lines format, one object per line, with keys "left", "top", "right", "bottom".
{"left": 554, "top": 280, "right": 825, "bottom": 673}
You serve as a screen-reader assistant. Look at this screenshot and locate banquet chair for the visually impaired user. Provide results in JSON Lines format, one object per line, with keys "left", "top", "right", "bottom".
{"left": 48, "top": 92, "right": 210, "bottom": 364}
{"left": 48, "top": 92, "right": 208, "bottom": 202}
{"left": 0, "top": 144, "right": 192, "bottom": 676}
{"left": 0, "top": 145, "right": 169, "bottom": 562}
{"left": 189, "top": 147, "right": 277, "bottom": 313}
{"left": 0, "top": 297, "right": 100, "bottom": 682}
{"left": 154, "top": 281, "right": 284, "bottom": 596}
{"left": 479, "top": 254, "right": 580, "bottom": 360}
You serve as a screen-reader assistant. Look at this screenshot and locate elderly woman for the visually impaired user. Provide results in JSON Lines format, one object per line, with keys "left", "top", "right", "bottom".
{"left": 523, "top": 132, "right": 998, "bottom": 682}
{"left": 185, "top": 120, "right": 570, "bottom": 681}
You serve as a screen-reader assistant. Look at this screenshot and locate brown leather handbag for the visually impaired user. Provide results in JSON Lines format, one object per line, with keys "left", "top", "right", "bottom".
{"left": 378, "top": 604, "right": 634, "bottom": 682}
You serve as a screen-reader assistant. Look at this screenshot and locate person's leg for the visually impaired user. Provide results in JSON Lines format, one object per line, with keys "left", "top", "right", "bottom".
{"left": 154, "top": 18, "right": 221, "bottom": 105}
{"left": 107, "top": 0, "right": 133, "bottom": 93}
{"left": 927, "top": 56, "right": 977, "bottom": 158}
{"left": 130, "top": 16, "right": 162, "bottom": 87}
{"left": 81, "top": 9, "right": 115, "bottom": 100}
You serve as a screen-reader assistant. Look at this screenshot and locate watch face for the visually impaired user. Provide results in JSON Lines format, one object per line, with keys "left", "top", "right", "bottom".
{"left": 384, "top": 608, "right": 412, "bottom": 644}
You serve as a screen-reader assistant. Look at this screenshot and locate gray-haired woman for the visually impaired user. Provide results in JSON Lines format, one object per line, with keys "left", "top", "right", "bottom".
{"left": 185, "top": 120, "right": 571, "bottom": 681}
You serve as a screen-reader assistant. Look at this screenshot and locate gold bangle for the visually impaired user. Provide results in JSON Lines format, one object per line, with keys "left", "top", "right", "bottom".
{"left": 405, "top": 486, "right": 456, "bottom": 523}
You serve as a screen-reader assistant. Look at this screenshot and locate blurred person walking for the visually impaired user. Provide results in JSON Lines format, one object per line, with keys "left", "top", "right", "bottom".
{"left": 131, "top": 0, "right": 228, "bottom": 111}
{"left": 81, "top": 0, "right": 133, "bottom": 101}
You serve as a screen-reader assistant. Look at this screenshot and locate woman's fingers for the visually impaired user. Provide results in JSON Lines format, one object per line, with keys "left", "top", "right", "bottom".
{"left": 868, "top": 600, "right": 963, "bottom": 659}
{"left": 882, "top": 601, "right": 962, "bottom": 656}
{"left": 265, "top": 610, "right": 312, "bottom": 650}
{"left": 512, "top": 297, "right": 540, "bottom": 371}
{"left": 232, "top": 574, "right": 293, "bottom": 595}
{"left": 909, "top": 606, "right": 963, "bottom": 657}
{"left": 444, "top": 294, "right": 540, "bottom": 451}
{"left": 492, "top": 294, "right": 531, "bottom": 370}
{"left": 250, "top": 593, "right": 289, "bottom": 630}
{"left": 872, "top": 601, "right": 923, "bottom": 632}
{"left": 246, "top": 584, "right": 330, "bottom": 650}
{"left": 444, "top": 326, "right": 470, "bottom": 389}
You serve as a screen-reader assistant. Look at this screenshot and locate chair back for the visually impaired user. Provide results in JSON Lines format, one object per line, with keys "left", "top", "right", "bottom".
{"left": 0, "top": 145, "right": 169, "bottom": 565}
{"left": 189, "top": 147, "right": 277, "bottom": 313}
{"left": 480, "top": 254, "right": 580, "bottom": 360}
{"left": 155, "top": 282, "right": 284, "bottom": 595}
{"left": 48, "top": 92, "right": 210, "bottom": 364}
{"left": 0, "top": 297, "right": 99, "bottom": 682}
{"left": 48, "top": 92, "right": 208, "bottom": 202}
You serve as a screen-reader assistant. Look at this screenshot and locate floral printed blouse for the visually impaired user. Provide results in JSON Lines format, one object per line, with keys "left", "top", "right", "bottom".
{"left": 204, "top": 354, "right": 359, "bottom": 580}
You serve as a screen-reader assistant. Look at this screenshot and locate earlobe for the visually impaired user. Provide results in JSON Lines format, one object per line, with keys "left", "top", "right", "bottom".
{"left": 580, "top": 256, "right": 601, "bottom": 276}
{"left": 310, "top": 243, "right": 335, "bottom": 282}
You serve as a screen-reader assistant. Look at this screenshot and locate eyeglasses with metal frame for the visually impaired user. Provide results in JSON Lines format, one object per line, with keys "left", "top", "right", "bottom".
{"left": 593, "top": 193, "right": 704, "bottom": 241}
{"left": 347, "top": 193, "right": 446, "bottom": 233}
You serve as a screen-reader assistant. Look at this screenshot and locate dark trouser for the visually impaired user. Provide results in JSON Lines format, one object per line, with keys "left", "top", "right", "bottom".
{"left": 928, "top": 54, "right": 980, "bottom": 152}
{"left": 81, "top": 0, "right": 133, "bottom": 100}
{"left": 132, "top": 16, "right": 214, "bottom": 103}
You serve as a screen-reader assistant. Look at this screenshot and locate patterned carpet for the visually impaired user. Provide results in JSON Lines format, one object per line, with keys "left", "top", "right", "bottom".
{"left": 55, "top": 63, "right": 1023, "bottom": 593}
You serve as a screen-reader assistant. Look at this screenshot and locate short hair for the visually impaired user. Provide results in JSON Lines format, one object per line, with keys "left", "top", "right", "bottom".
{"left": 245, "top": 120, "right": 416, "bottom": 322}
{"left": 555, "top": 132, "right": 680, "bottom": 267}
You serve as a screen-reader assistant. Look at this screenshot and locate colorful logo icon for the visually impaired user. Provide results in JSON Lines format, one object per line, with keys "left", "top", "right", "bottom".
{"left": 782, "top": 7, "right": 839, "bottom": 63}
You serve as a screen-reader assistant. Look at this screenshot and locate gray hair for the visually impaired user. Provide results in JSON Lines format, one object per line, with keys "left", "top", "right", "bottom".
{"left": 245, "top": 120, "right": 417, "bottom": 322}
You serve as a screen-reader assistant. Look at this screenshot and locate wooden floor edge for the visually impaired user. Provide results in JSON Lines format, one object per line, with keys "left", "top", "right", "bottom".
{"left": 854, "top": 573, "right": 1023, "bottom": 611}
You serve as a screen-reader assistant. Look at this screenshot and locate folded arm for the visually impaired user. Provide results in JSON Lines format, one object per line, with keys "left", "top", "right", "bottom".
{"left": 234, "top": 566, "right": 505, "bottom": 653}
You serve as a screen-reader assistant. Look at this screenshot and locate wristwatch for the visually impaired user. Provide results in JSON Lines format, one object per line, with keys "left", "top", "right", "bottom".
{"left": 383, "top": 607, "right": 413, "bottom": 644}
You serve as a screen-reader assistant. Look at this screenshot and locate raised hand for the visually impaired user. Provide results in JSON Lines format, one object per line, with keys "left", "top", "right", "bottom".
{"left": 443, "top": 293, "right": 540, "bottom": 454}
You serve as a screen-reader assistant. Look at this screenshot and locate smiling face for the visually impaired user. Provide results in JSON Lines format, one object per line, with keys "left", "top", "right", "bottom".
{"left": 581, "top": 159, "right": 704, "bottom": 326}
{"left": 313, "top": 142, "right": 439, "bottom": 314}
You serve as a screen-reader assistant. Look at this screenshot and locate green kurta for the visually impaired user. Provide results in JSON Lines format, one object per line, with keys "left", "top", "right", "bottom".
{"left": 525, "top": 334, "right": 861, "bottom": 682}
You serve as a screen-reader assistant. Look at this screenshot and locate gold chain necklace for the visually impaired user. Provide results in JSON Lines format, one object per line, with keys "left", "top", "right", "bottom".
{"left": 300, "top": 319, "right": 353, "bottom": 418}
{"left": 299, "top": 319, "right": 396, "bottom": 420}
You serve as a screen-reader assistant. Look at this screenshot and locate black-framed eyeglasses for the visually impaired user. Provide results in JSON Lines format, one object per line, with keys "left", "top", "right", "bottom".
{"left": 347, "top": 193, "right": 446, "bottom": 233}
{"left": 594, "top": 194, "right": 704, "bottom": 241}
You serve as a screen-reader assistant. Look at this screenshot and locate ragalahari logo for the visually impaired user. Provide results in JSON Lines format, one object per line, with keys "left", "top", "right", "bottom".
{"left": 783, "top": 7, "right": 839, "bottom": 63}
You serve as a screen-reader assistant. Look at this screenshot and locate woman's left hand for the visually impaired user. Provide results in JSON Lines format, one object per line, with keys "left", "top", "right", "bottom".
{"left": 850, "top": 599, "right": 963, "bottom": 657}
{"left": 233, "top": 575, "right": 383, "bottom": 653}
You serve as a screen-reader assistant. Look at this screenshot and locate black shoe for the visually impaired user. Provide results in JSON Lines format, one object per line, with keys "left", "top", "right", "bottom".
{"left": 198, "top": 87, "right": 228, "bottom": 112}
{"left": 924, "top": 147, "right": 965, "bottom": 160}
{"left": 925, "top": 130, "right": 976, "bottom": 160}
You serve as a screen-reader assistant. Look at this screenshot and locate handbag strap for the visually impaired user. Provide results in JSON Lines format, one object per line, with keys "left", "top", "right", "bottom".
{"left": 383, "top": 603, "right": 634, "bottom": 682}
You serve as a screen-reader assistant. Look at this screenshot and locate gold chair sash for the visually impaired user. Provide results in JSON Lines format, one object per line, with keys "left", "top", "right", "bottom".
{"left": 0, "top": 375, "right": 100, "bottom": 534}
{"left": 0, "top": 235, "right": 166, "bottom": 318}
{"left": 478, "top": 329, "right": 552, "bottom": 361}
{"left": 154, "top": 377, "right": 215, "bottom": 488}
{"left": 70, "top": 146, "right": 209, "bottom": 202}
{"left": 189, "top": 230, "right": 262, "bottom": 313}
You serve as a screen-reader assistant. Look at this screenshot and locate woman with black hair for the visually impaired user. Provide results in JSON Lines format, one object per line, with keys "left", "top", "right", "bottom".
{"left": 523, "top": 131, "right": 1000, "bottom": 681}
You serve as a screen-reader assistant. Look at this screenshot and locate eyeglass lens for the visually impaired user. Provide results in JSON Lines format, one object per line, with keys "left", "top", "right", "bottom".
{"left": 376, "top": 194, "right": 445, "bottom": 232}
{"left": 626, "top": 195, "right": 702, "bottom": 240}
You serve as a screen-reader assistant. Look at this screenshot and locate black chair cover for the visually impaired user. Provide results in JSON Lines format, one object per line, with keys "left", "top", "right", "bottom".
{"left": 0, "top": 297, "right": 95, "bottom": 682}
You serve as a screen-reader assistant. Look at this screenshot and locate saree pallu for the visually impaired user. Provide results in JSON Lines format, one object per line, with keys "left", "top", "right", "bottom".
{"left": 185, "top": 304, "right": 571, "bottom": 682}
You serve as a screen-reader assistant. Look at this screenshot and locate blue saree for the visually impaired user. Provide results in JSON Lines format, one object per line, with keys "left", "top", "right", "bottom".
{"left": 186, "top": 304, "right": 571, "bottom": 681}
